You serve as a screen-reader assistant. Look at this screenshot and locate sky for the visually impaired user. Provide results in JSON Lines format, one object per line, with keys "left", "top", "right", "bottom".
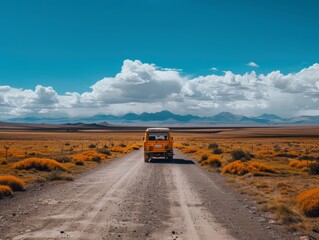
{"left": 0, "top": 0, "right": 319, "bottom": 119}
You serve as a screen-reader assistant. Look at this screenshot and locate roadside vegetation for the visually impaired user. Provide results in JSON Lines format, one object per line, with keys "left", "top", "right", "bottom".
{"left": 0, "top": 131, "right": 142, "bottom": 198}
{"left": 175, "top": 134, "right": 319, "bottom": 238}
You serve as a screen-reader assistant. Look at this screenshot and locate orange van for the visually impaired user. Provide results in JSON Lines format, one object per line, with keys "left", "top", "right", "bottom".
{"left": 143, "top": 128, "right": 173, "bottom": 162}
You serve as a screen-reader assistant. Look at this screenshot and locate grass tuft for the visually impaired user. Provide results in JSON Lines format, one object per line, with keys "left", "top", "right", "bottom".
{"left": 98, "top": 148, "right": 112, "bottom": 155}
{"left": 14, "top": 158, "right": 66, "bottom": 172}
{"left": 296, "top": 188, "right": 319, "bottom": 217}
{"left": 268, "top": 201, "right": 301, "bottom": 224}
{"left": 222, "top": 161, "right": 276, "bottom": 175}
{"left": 207, "top": 157, "right": 222, "bottom": 167}
{"left": 212, "top": 148, "right": 223, "bottom": 154}
{"left": 308, "top": 162, "right": 319, "bottom": 175}
{"left": 182, "top": 146, "right": 198, "bottom": 154}
{"left": 0, "top": 175, "right": 25, "bottom": 191}
{"left": 200, "top": 154, "right": 208, "bottom": 162}
{"left": 289, "top": 160, "right": 316, "bottom": 168}
{"left": 71, "top": 150, "right": 106, "bottom": 162}
{"left": 0, "top": 185, "right": 13, "bottom": 198}
{"left": 45, "top": 170, "right": 74, "bottom": 181}
{"left": 230, "top": 149, "right": 253, "bottom": 162}
{"left": 208, "top": 143, "right": 219, "bottom": 149}
{"left": 75, "top": 160, "right": 84, "bottom": 166}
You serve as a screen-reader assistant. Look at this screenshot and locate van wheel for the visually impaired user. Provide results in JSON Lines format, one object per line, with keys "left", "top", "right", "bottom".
{"left": 144, "top": 157, "right": 149, "bottom": 162}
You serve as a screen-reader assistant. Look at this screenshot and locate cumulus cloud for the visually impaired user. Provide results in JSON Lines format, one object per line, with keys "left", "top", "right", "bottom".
{"left": 86, "top": 60, "right": 185, "bottom": 104}
{"left": 1, "top": 60, "right": 319, "bottom": 119}
{"left": 33, "top": 85, "right": 59, "bottom": 105}
{"left": 247, "top": 62, "right": 259, "bottom": 68}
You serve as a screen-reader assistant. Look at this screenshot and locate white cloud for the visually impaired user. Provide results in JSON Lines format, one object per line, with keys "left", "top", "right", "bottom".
{"left": 85, "top": 60, "right": 185, "bottom": 104}
{"left": 33, "top": 85, "right": 59, "bottom": 105}
{"left": 247, "top": 62, "right": 259, "bottom": 68}
{"left": 1, "top": 60, "right": 319, "bottom": 119}
{"left": 210, "top": 67, "right": 218, "bottom": 71}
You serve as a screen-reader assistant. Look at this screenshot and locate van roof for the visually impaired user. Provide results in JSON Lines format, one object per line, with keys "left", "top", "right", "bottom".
{"left": 146, "top": 128, "right": 170, "bottom": 132}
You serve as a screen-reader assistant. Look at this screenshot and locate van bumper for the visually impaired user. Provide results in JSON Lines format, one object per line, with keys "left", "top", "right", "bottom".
{"left": 144, "top": 150, "right": 173, "bottom": 159}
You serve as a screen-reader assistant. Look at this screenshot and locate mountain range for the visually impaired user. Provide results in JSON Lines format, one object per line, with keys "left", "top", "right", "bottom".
{"left": 6, "top": 111, "right": 319, "bottom": 125}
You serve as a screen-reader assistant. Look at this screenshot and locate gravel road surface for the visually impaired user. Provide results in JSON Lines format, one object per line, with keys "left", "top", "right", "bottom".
{"left": 0, "top": 149, "right": 295, "bottom": 240}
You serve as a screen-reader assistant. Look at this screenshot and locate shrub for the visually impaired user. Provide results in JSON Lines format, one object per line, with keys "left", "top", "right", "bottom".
{"left": 253, "top": 162, "right": 277, "bottom": 173}
{"left": 92, "top": 155, "right": 102, "bottom": 163}
{"left": 208, "top": 143, "right": 218, "bottom": 149}
{"left": 222, "top": 161, "right": 253, "bottom": 175}
{"left": 0, "top": 185, "right": 13, "bottom": 198}
{"left": 308, "top": 162, "right": 319, "bottom": 175}
{"left": 268, "top": 201, "right": 301, "bottom": 224}
{"left": 213, "top": 148, "right": 223, "bottom": 154}
{"left": 222, "top": 161, "right": 276, "bottom": 176}
{"left": 231, "top": 149, "right": 253, "bottom": 161}
{"left": 98, "top": 148, "right": 112, "bottom": 156}
{"left": 54, "top": 156, "right": 72, "bottom": 163}
{"left": 14, "top": 158, "right": 66, "bottom": 172}
{"left": 207, "top": 157, "right": 222, "bottom": 167}
{"left": 45, "top": 170, "right": 73, "bottom": 181}
{"left": 130, "top": 144, "right": 141, "bottom": 150}
{"left": 174, "top": 143, "right": 184, "bottom": 150}
{"left": 75, "top": 160, "right": 84, "bottom": 166}
{"left": 88, "top": 143, "right": 96, "bottom": 149}
{"left": 0, "top": 175, "right": 25, "bottom": 191}
{"left": 299, "top": 155, "right": 316, "bottom": 161}
{"left": 119, "top": 143, "right": 126, "bottom": 147}
{"left": 296, "top": 188, "right": 319, "bottom": 217}
{"left": 182, "top": 146, "right": 198, "bottom": 154}
{"left": 110, "top": 147, "right": 129, "bottom": 154}
{"left": 72, "top": 150, "right": 106, "bottom": 162}
{"left": 200, "top": 154, "right": 208, "bottom": 162}
{"left": 276, "top": 153, "right": 298, "bottom": 158}
{"left": 289, "top": 160, "right": 316, "bottom": 168}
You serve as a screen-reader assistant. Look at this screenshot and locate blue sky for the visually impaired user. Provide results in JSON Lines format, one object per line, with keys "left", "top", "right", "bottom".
{"left": 0, "top": 0, "right": 319, "bottom": 118}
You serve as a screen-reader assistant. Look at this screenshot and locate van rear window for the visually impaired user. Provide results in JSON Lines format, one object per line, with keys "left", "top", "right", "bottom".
{"left": 148, "top": 132, "right": 168, "bottom": 141}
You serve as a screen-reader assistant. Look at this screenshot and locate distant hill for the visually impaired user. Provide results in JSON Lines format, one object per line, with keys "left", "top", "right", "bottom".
{"left": 6, "top": 111, "right": 319, "bottom": 125}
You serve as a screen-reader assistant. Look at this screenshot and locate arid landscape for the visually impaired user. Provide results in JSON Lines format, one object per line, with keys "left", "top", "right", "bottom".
{"left": 0, "top": 126, "right": 318, "bottom": 239}
{"left": 2, "top": 1, "right": 319, "bottom": 239}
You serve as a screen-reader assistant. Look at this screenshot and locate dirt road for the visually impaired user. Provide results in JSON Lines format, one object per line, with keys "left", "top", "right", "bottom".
{"left": 0, "top": 150, "right": 294, "bottom": 240}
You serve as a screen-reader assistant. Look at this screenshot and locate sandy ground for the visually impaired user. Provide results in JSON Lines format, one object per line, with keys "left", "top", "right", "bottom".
{"left": 0, "top": 149, "right": 295, "bottom": 240}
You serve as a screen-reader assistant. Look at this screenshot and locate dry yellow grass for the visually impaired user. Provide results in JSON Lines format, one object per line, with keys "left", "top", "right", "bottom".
{"left": 128, "top": 144, "right": 142, "bottom": 151}
{"left": 109, "top": 146, "right": 129, "bottom": 154}
{"left": 199, "top": 155, "right": 222, "bottom": 167}
{"left": 222, "top": 161, "right": 276, "bottom": 175}
{"left": 174, "top": 143, "right": 184, "bottom": 150}
{"left": 296, "top": 188, "right": 319, "bottom": 217}
{"left": 289, "top": 160, "right": 316, "bottom": 168}
{"left": 13, "top": 158, "right": 66, "bottom": 171}
{"left": 0, "top": 131, "right": 143, "bottom": 186}
{"left": 256, "top": 149, "right": 276, "bottom": 158}
{"left": 0, "top": 175, "right": 25, "bottom": 191}
{"left": 0, "top": 185, "right": 13, "bottom": 198}
{"left": 182, "top": 146, "right": 198, "bottom": 154}
{"left": 206, "top": 157, "right": 222, "bottom": 167}
{"left": 71, "top": 150, "right": 106, "bottom": 162}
